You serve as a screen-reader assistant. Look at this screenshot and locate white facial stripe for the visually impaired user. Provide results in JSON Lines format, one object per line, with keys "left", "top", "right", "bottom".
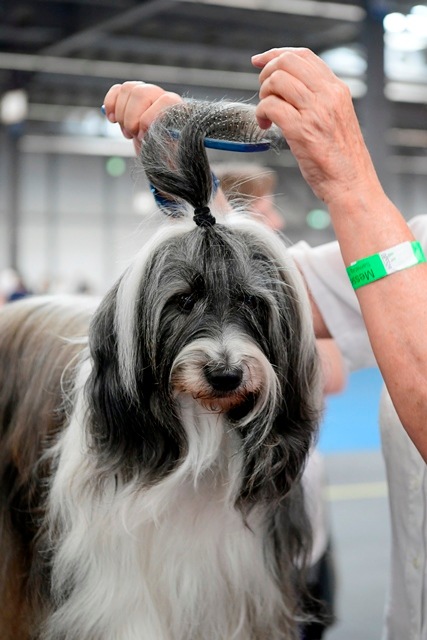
{"left": 114, "top": 222, "right": 193, "bottom": 396}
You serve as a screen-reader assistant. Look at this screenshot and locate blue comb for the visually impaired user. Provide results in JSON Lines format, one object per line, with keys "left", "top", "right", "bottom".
{"left": 101, "top": 105, "right": 271, "bottom": 153}
{"left": 165, "top": 127, "right": 271, "bottom": 153}
{"left": 187, "top": 136, "right": 270, "bottom": 153}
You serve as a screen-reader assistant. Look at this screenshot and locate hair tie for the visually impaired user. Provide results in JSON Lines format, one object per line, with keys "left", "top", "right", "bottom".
{"left": 193, "top": 206, "right": 216, "bottom": 227}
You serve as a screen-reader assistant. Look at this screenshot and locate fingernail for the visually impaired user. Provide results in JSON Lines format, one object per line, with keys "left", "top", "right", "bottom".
{"left": 108, "top": 113, "right": 116, "bottom": 123}
{"left": 101, "top": 104, "right": 106, "bottom": 115}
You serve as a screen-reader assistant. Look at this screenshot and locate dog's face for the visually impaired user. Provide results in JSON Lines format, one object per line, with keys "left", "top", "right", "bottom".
{"left": 157, "top": 226, "right": 297, "bottom": 420}
{"left": 86, "top": 219, "right": 321, "bottom": 502}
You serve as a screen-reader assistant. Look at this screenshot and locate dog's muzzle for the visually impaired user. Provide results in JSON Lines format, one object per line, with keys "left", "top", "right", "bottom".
{"left": 171, "top": 336, "right": 273, "bottom": 416}
{"left": 203, "top": 364, "right": 243, "bottom": 393}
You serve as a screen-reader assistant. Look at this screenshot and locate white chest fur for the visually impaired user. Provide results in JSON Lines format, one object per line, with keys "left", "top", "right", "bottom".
{"left": 45, "top": 396, "right": 288, "bottom": 640}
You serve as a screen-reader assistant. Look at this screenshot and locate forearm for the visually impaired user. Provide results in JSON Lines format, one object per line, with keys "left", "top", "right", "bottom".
{"left": 316, "top": 339, "right": 346, "bottom": 395}
{"left": 329, "top": 186, "right": 427, "bottom": 460}
{"left": 252, "top": 46, "right": 427, "bottom": 460}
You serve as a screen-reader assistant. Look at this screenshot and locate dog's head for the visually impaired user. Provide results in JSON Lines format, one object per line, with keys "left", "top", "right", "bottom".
{"left": 85, "top": 101, "right": 322, "bottom": 506}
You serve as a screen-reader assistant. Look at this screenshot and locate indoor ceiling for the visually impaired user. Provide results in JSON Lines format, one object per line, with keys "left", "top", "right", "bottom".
{"left": 0, "top": 0, "right": 426, "bottom": 152}
{"left": 0, "top": 0, "right": 372, "bottom": 110}
{"left": 1, "top": 0, "right": 427, "bottom": 246}
{"left": 0, "top": 1, "right": 423, "bottom": 105}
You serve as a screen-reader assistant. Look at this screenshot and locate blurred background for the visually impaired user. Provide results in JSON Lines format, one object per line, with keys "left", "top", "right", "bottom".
{"left": 1, "top": 1, "right": 426, "bottom": 638}
{"left": 1, "top": 0, "right": 427, "bottom": 294}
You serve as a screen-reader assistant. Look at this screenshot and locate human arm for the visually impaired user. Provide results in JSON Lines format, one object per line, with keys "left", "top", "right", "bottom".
{"left": 252, "top": 47, "right": 427, "bottom": 460}
{"left": 317, "top": 339, "right": 346, "bottom": 396}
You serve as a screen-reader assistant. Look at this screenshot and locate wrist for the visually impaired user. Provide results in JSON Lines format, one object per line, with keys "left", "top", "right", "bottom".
{"left": 324, "top": 172, "right": 385, "bottom": 214}
{"left": 325, "top": 185, "right": 414, "bottom": 265}
{"left": 346, "top": 240, "right": 426, "bottom": 290}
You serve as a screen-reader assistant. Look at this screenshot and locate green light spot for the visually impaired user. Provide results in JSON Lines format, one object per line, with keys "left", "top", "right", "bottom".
{"left": 306, "top": 209, "right": 331, "bottom": 230}
{"left": 106, "top": 156, "right": 126, "bottom": 177}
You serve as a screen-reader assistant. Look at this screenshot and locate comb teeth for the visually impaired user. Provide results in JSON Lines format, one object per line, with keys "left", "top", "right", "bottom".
{"left": 202, "top": 104, "right": 263, "bottom": 142}
{"left": 161, "top": 100, "right": 283, "bottom": 151}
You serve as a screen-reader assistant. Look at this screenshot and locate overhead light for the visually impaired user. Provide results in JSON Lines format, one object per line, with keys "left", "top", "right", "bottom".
{"left": 0, "top": 89, "right": 28, "bottom": 124}
{"left": 406, "top": 13, "right": 427, "bottom": 36}
{"left": 410, "top": 5, "right": 427, "bottom": 16}
{"left": 383, "top": 12, "right": 407, "bottom": 33}
{"left": 320, "top": 47, "right": 367, "bottom": 77}
{"left": 183, "top": 0, "right": 365, "bottom": 21}
{"left": 384, "top": 8, "right": 427, "bottom": 36}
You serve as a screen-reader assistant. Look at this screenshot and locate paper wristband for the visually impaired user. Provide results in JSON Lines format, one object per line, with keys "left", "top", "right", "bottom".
{"left": 346, "top": 240, "right": 426, "bottom": 290}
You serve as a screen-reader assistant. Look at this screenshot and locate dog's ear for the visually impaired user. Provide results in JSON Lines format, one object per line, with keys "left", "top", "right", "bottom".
{"left": 84, "top": 286, "right": 186, "bottom": 482}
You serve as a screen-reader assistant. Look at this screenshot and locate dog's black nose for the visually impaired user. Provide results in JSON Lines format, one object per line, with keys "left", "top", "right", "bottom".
{"left": 204, "top": 366, "right": 243, "bottom": 392}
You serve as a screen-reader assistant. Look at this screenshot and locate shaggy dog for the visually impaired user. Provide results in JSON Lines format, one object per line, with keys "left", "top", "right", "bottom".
{"left": 0, "top": 101, "right": 322, "bottom": 640}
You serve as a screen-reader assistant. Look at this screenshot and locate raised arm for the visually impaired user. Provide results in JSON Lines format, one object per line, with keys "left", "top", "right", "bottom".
{"left": 252, "top": 47, "right": 427, "bottom": 460}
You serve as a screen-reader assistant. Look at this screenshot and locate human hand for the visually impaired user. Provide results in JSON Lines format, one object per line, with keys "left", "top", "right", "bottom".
{"left": 252, "top": 48, "right": 379, "bottom": 207}
{"left": 103, "top": 81, "right": 182, "bottom": 154}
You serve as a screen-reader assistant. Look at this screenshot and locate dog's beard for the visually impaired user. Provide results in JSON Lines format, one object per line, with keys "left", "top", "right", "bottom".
{"left": 171, "top": 331, "right": 278, "bottom": 423}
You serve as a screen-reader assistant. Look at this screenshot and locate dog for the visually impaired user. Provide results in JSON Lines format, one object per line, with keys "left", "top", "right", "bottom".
{"left": 0, "top": 101, "right": 322, "bottom": 640}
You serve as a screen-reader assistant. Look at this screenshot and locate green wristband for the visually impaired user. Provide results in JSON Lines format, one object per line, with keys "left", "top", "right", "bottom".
{"left": 346, "top": 240, "right": 426, "bottom": 290}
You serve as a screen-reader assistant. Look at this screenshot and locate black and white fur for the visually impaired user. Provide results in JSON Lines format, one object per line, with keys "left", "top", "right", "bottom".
{"left": 0, "top": 101, "right": 322, "bottom": 640}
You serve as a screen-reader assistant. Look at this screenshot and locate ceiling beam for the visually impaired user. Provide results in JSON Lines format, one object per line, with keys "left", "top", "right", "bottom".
{"left": 0, "top": 51, "right": 369, "bottom": 99}
{"left": 0, "top": 51, "right": 260, "bottom": 90}
{"left": 42, "top": 0, "right": 177, "bottom": 56}
{"left": 182, "top": 0, "right": 366, "bottom": 21}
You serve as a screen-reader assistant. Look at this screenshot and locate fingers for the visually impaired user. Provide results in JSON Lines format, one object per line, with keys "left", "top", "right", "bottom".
{"left": 103, "top": 81, "right": 144, "bottom": 138}
{"left": 252, "top": 47, "right": 290, "bottom": 68}
{"left": 258, "top": 49, "right": 336, "bottom": 95}
{"left": 252, "top": 47, "right": 369, "bottom": 204}
{"left": 252, "top": 46, "right": 328, "bottom": 73}
{"left": 136, "top": 91, "right": 182, "bottom": 139}
{"left": 254, "top": 47, "right": 350, "bottom": 132}
{"left": 259, "top": 68, "right": 313, "bottom": 111}
{"left": 103, "top": 81, "right": 182, "bottom": 140}
{"left": 256, "top": 115, "right": 272, "bottom": 130}
{"left": 103, "top": 83, "right": 123, "bottom": 121}
{"left": 255, "top": 95, "right": 300, "bottom": 136}
{"left": 253, "top": 48, "right": 341, "bottom": 129}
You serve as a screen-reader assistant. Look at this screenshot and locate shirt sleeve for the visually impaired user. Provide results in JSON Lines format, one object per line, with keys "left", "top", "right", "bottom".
{"left": 290, "top": 240, "right": 374, "bottom": 371}
{"left": 289, "top": 215, "right": 427, "bottom": 372}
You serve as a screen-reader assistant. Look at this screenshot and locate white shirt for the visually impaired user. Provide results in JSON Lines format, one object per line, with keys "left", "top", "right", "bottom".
{"left": 290, "top": 216, "right": 427, "bottom": 640}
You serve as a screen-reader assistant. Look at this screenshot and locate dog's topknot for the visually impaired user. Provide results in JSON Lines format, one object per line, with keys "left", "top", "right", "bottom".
{"left": 139, "top": 100, "right": 281, "bottom": 222}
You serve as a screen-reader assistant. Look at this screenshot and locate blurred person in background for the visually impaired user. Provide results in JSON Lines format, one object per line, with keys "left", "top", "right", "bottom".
{"left": 0, "top": 267, "right": 31, "bottom": 305}
{"left": 213, "top": 162, "right": 285, "bottom": 232}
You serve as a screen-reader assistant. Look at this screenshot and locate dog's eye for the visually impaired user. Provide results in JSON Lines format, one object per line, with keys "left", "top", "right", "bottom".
{"left": 176, "top": 292, "right": 198, "bottom": 313}
{"left": 242, "top": 294, "right": 259, "bottom": 310}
